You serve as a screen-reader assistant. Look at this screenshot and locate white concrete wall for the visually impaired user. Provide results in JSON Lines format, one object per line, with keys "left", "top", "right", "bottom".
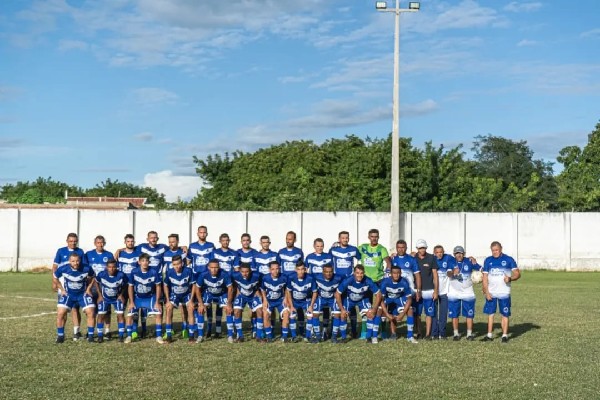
{"left": 2, "top": 209, "right": 599, "bottom": 271}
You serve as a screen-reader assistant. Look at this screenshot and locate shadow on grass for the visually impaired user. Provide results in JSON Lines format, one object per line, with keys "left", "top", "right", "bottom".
{"left": 472, "top": 322, "right": 541, "bottom": 339}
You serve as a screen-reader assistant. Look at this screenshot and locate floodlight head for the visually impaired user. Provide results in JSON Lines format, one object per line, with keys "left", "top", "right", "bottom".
{"left": 408, "top": 2, "right": 420, "bottom": 10}
{"left": 375, "top": 1, "right": 387, "bottom": 10}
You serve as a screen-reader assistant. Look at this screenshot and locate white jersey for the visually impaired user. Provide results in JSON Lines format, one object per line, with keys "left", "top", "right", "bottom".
{"left": 448, "top": 259, "right": 480, "bottom": 301}
{"left": 482, "top": 254, "right": 517, "bottom": 299}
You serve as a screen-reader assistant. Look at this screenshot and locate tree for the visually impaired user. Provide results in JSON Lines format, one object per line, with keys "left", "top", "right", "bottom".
{"left": 84, "top": 178, "right": 167, "bottom": 208}
{"left": 0, "top": 177, "right": 84, "bottom": 204}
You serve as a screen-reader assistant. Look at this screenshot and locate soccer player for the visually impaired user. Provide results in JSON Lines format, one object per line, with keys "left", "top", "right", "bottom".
{"left": 482, "top": 241, "right": 521, "bottom": 343}
{"left": 278, "top": 231, "right": 304, "bottom": 277}
{"left": 335, "top": 265, "right": 382, "bottom": 343}
{"left": 125, "top": 253, "right": 164, "bottom": 344}
{"left": 232, "top": 263, "right": 263, "bottom": 342}
{"left": 413, "top": 239, "right": 438, "bottom": 340}
{"left": 163, "top": 255, "right": 196, "bottom": 343}
{"left": 115, "top": 234, "right": 142, "bottom": 338}
{"left": 187, "top": 226, "right": 216, "bottom": 336}
{"left": 52, "top": 233, "right": 86, "bottom": 340}
{"left": 447, "top": 246, "right": 480, "bottom": 341}
{"left": 305, "top": 238, "right": 333, "bottom": 337}
{"left": 53, "top": 253, "right": 95, "bottom": 343}
{"left": 329, "top": 231, "right": 360, "bottom": 336}
{"left": 310, "top": 264, "right": 342, "bottom": 343}
{"left": 163, "top": 233, "right": 188, "bottom": 272}
{"left": 85, "top": 235, "right": 114, "bottom": 338}
{"left": 261, "top": 261, "right": 290, "bottom": 342}
{"left": 254, "top": 235, "right": 280, "bottom": 276}
{"left": 94, "top": 258, "right": 127, "bottom": 342}
{"left": 432, "top": 245, "right": 454, "bottom": 340}
{"left": 379, "top": 265, "right": 417, "bottom": 343}
{"left": 391, "top": 240, "right": 422, "bottom": 300}
{"left": 137, "top": 231, "right": 168, "bottom": 273}
{"left": 212, "top": 233, "right": 240, "bottom": 336}
{"left": 194, "top": 259, "right": 234, "bottom": 343}
{"left": 285, "top": 261, "right": 316, "bottom": 342}
{"left": 238, "top": 233, "right": 258, "bottom": 336}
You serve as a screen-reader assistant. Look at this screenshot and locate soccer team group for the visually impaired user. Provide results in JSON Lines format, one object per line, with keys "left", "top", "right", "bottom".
{"left": 52, "top": 226, "right": 521, "bottom": 345}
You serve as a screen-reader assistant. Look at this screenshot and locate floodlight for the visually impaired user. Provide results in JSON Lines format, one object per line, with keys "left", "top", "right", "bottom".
{"left": 408, "top": 2, "right": 420, "bottom": 10}
{"left": 376, "top": 2, "right": 387, "bottom": 10}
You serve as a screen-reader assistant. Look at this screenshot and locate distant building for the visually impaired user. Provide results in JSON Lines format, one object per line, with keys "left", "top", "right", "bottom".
{"left": 0, "top": 196, "right": 153, "bottom": 210}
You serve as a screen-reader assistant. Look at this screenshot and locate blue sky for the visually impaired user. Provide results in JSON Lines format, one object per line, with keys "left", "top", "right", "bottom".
{"left": 1, "top": 0, "right": 599, "bottom": 201}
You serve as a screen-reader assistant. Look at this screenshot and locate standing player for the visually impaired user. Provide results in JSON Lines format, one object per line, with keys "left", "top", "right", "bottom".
{"left": 379, "top": 265, "right": 417, "bottom": 343}
{"left": 194, "top": 259, "right": 234, "bottom": 343}
{"left": 232, "top": 263, "right": 263, "bottom": 342}
{"left": 305, "top": 238, "right": 333, "bottom": 337}
{"left": 413, "top": 239, "right": 438, "bottom": 340}
{"left": 163, "top": 255, "right": 196, "bottom": 343}
{"left": 261, "top": 261, "right": 290, "bottom": 342}
{"left": 278, "top": 231, "right": 304, "bottom": 278}
{"left": 391, "top": 240, "right": 422, "bottom": 301}
{"left": 432, "top": 245, "right": 454, "bottom": 340}
{"left": 254, "top": 235, "right": 280, "bottom": 276}
{"left": 329, "top": 231, "right": 360, "bottom": 337}
{"left": 85, "top": 235, "right": 114, "bottom": 338}
{"left": 285, "top": 261, "right": 316, "bottom": 342}
{"left": 115, "top": 234, "right": 142, "bottom": 338}
{"left": 137, "top": 231, "right": 168, "bottom": 273}
{"left": 125, "top": 253, "right": 164, "bottom": 344}
{"left": 53, "top": 253, "right": 95, "bottom": 343}
{"left": 238, "top": 233, "right": 258, "bottom": 336}
{"left": 335, "top": 265, "right": 382, "bottom": 343}
{"left": 163, "top": 233, "right": 188, "bottom": 272}
{"left": 482, "top": 241, "right": 521, "bottom": 343}
{"left": 310, "top": 264, "right": 342, "bottom": 343}
{"left": 447, "top": 246, "right": 480, "bottom": 341}
{"left": 52, "top": 233, "right": 86, "bottom": 341}
{"left": 94, "top": 258, "right": 127, "bottom": 342}
{"left": 187, "top": 226, "right": 216, "bottom": 336}
{"left": 212, "top": 233, "right": 239, "bottom": 336}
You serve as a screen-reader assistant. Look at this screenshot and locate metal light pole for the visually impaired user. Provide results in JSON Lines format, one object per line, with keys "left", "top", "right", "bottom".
{"left": 376, "top": 1, "right": 419, "bottom": 248}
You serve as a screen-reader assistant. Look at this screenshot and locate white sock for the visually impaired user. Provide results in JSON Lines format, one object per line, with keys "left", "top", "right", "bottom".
{"left": 487, "top": 332, "right": 493, "bottom": 338}
{"left": 74, "top": 326, "right": 80, "bottom": 334}
{"left": 467, "top": 329, "right": 472, "bottom": 336}
{"left": 453, "top": 329, "right": 459, "bottom": 336}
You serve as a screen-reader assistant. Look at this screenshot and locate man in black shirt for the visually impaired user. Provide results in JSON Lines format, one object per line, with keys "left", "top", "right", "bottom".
{"left": 413, "top": 239, "right": 439, "bottom": 339}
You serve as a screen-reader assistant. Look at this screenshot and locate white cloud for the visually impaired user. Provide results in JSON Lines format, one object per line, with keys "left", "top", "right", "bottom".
{"left": 504, "top": 2, "right": 543, "bottom": 13}
{"left": 143, "top": 170, "right": 204, "bottom": 202}
{"left": 131, "top": 87, "right": 179, "bottom": 105}
{"left": 517, "top": 39, "right": 537, "bottom": 47}
{"left": 133, "top": 132, "right": 153, "bottom": 142}
{"left": 58, "top": 39, "right": 89, "bottom": 52}
{"left": 580, "top": 28, "right": 600, "bottom": 39}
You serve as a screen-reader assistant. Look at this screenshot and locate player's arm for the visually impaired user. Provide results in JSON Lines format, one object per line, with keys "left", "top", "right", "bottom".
{"left": 127, "top": 284, "right": 135, "bottom": 310}
{"left": 52, "top": 272, "right": 67, "bottom": 295}
{"left": 334, "top": 289, "right": 345, "bottom": 315}
{"left": 163, "top": 281, "right": 171, "bottom": 306}
{"left": 506, "top": 264, "right": 521, "bottom": 283}
{"left": 309, "top": 290, "right": 318, "bottom": 312}
{"left": 226, "top": 284, "right": 234, "bottom": 314}
{"left": 432, "top": 266, "right": 439, "bottom": 300}
{"left": 414, "top": 269, "right": 422, "bottom": 301}
{"left": 285, "top": 288, "right": 295, "bottom": 313}
{"left": 155, "top": 282, "right": 162, "bottom": 311}
{"left": 196, "top": 285, "right": 205, "bottom": 315}
{"left": 404, "top": 294, "right": 413, "bottom": 312}
{"left": 482, "top": 272, "right": 492, "bottom": 300}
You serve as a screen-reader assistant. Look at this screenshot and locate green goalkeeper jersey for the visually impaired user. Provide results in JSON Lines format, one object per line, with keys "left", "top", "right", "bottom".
{"left": 358, "top": 243, "right": 389, "bottom": 282}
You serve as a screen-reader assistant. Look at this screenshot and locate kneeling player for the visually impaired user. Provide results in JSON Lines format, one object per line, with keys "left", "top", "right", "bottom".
{"left": 125, "top": 253, "right": 164, "bottom": 344}
{"left": 163, "top": 255, "right": 196, "bottom": 343}
{"left": 95, "top": 259, "right": 127, "bottom": 342}
{"left": 380, "top": 265, "right": 416, "bottom": 343}
{"left": 232, "top": 263, "right": 263, "bottom": 342}
{"left": 53, "top": 253, "right": 95, "bottom": 343}
{"left": 335, "top": 265, "right": 381, "bottom": 343}
{"left": 286, "top": 261, "right": 316, "bottom": 342}
{"left": 311, "top": 264, "right": 342, "bottom": 343}
{"left": 261, "top": 261, "right": 290, "bottom": 342}
{"left": 195, "top": 259, "right": 234, "bottom": 343}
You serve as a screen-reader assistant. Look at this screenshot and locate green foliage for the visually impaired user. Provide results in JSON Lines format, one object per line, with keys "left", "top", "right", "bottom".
{"left": 86, "top": 178, "right": 167, "bottom": 208}
{"left": 0, "top": 177, "right": 84, "bottom": 204}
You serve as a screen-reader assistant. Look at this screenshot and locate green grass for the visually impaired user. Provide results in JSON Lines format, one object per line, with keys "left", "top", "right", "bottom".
{"left": 1, "top": 271, "right": 599, "bottom": 399}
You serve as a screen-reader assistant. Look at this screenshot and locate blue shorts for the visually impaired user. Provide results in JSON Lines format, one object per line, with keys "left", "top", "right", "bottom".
{"left": 264, "top": 301, "right": 288, "bottom": 316}
{"left": 169, "top": 293, "right": 193, "bottom": 309}
{"left": 448, "top": 298, "right": 475, "bottom": 319}
{"left": 97, "top": 299, "right": 124, "bottom": 315}
{"left": 385, "top": 297, "right": 410, "bottom": 316}
{"left": 58, "top": 293, "right": 95, "bottom": 311}
{"left": 202, "top": 292, "right": 228, "bottom": 308}
{"left": 483, "top": 296, "right": 511, "bottom": 317}
{"left": 234, "top": 295, "right": 262, "bottom": 312}
{"left": 290, "top": 300, "right": 312, "bottom": 319}
{"left": 128, "top": 295, "right": 161, "bottom": 316}
{"left": 313, "top": 297, "right": 335, "bottom": 314}
{"left": 333, "top": 298, "right": 372, "bottom": 316}
{"left": 414, "top": 297, "right": 436, "bottom": 317}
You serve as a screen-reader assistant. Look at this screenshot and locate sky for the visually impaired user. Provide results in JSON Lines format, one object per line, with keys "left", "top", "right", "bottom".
{"left": 1, "top": 0, "right": 599, "bottom": 202}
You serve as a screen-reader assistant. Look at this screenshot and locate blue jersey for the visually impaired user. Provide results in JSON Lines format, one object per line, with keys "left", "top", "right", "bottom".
{"left": 95, "top": 270, "right": 127, "bottom": 301}
{"left": 278, "top": 247, "right": 304, "bottom": 276}
{"left": 53, "top": 247, "right": 86, "bottom": 269}
{"left": 117, "top": 248, "right": 141, "bottom": 276}
{"left": 391, "top": 254, "right": 420, "bottom": 292}
{"left": 128, "top": 267, "right": 162, "bottom": 299}
{"left": 163, "top": 247, "right": 187, "bottom": 272}
{"left": 164, "top": 267, "right": 195, "bottom": 297}
{"left": 337, "top": 275, "right": 380, "bottom": 302}
{"left": 54, "top": 264, "right": 94, "bottom": 296}
{"left": 380, "top": 277, "right": 412, "bottom": 302}
{"left": 313, "top": 275, "right": 342, "bottom": 300}
{"left": 436, "top": 254, "right": 456, "bottom": 296}
{"left": 329, "top": 245, "right": 359, "bottom": 278}
{"left": 232, "top": 271, "right": 261, "bottom": 299}
{"left": 85, "top": 249, "right": 114, "bottom": 276}
{"left": 483, "top": 253, "right": 518, "bottom": 298}
{"left": 196, "top": 270, "right": 232, "bottom": 297}
{"left": 305, "top": 252, "right": 333, "bottom": 280}
{"left": 188, "top": 241, "right": 215, "bottom": 275}
{"left": 237, "top": 248, "right": 257, "bottom": 272}
{"left": 261, "top": 274, "right": 288, "bottom": 303}
{"left": 254, "top": 250, "right": 280, "bottom": 276}
{"left": 213, "top": 248, "right": 240, "bottom": 275}
{"left": 137, "top": 243, "right": 168, "bottom": 272}
{"left": 286, "top": 274, "right": 315, "bottom": 304}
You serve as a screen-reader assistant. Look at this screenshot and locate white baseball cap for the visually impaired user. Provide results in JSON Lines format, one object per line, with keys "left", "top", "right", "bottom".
{"left": 415, "top": 239, "right": 428, "bottom": 249}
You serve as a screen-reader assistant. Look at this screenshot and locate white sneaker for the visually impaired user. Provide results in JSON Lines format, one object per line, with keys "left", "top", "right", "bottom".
{"left": 124, "top": 336, "right": 132, "bottom": 344}
{"left": 156, "top": 336, "right": 165, "bottom": 344}
{"left": 407, "top": 337, "right": 418, "bottom": 344}
{"left": 371, "top": 337, "right": 379, "bottom": 344}
{"left": 196, "top": 336, "right": 204, "bottom": 343}
{"left": 227, "top": 337, "right": 234, "bottom": 344}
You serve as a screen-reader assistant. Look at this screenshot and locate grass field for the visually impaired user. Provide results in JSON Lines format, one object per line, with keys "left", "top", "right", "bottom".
{"left": 1, "top": 271, "right": 599, "bottom": 400}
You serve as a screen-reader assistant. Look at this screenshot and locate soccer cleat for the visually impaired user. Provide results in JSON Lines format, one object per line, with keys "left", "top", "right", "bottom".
{"left": 124, "top": 336, "right": 132, "bottom": 344}
{"left": 105, "top": 332, "right": 112, "bottom": 341}
{"left": 482, "top": 336, "right": 493, "bottom": 342}
{"left": 73, "top": 332, "right": 82, "bottom": 342}
{"left": 439, "top": 336, "right": 447, "bottom": 340}
{"left": 425, "top": 336, "right": 433, "bottom": 341}
{"left": 156, "top": 336, "right": 165, "bottom": 344}
{"left": 371, "top": 337, "right": 379, "bottom": 344}
{"left": 131, "top": 331, "right": 138, "bottom": 341}
{"left": 206, "top": 331, "right": 212, "bottom": 339}
{"left": 196, "top": 336, "right": 204, "bottom": 344}
{"left": 330, "top": 337, "right": 338, "bottom": 344}
{"left": 189, "top": 337, "right": 196, "bottom": 344}
{"left": 166, "top": 337, "right": 173, "bottom": 344}
{"left": 214, "top": 332, "right": 221, "bottom": 339}
{"left": 407, "top": 337, "right": 418, "bottom": 344}
{"left": 55, "top": 336, "right": 65, "bottom": 344}
{"left": 98, "top": 336, "right": 104, "bottom": 343}
{"left": 182, "top": 330, "right": 189, "bottom": 339}
{"left": 87, "top": 336, "right": 94, "bottom": 343}
{"left": 118, "top": 337, "right": 125, "bottom": 343}
{"left": 251, "top": 331, "right": 257, "bottom": 339}
{"left": 310, "top": 336, "right": 319, "bottom": 344}
{"left": 466, "top": 335, "right": 475, "bottom": 341}
{"left": 303, "top": 337, "right": 310, "bottom": 343}
{"left": 453, "top": 335, "right": 461, "bottom": 341}
{"left": 388, "top": 333, "right": 398, "bottom": 340}
{"left": 501, "top": 336, "right": 509, "bottom": 343}
{"left": 292, "top": 337, "right": 301, "bottom": 343}
{"left": 228, "top": 337, "right": 235, "bottom": 344}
